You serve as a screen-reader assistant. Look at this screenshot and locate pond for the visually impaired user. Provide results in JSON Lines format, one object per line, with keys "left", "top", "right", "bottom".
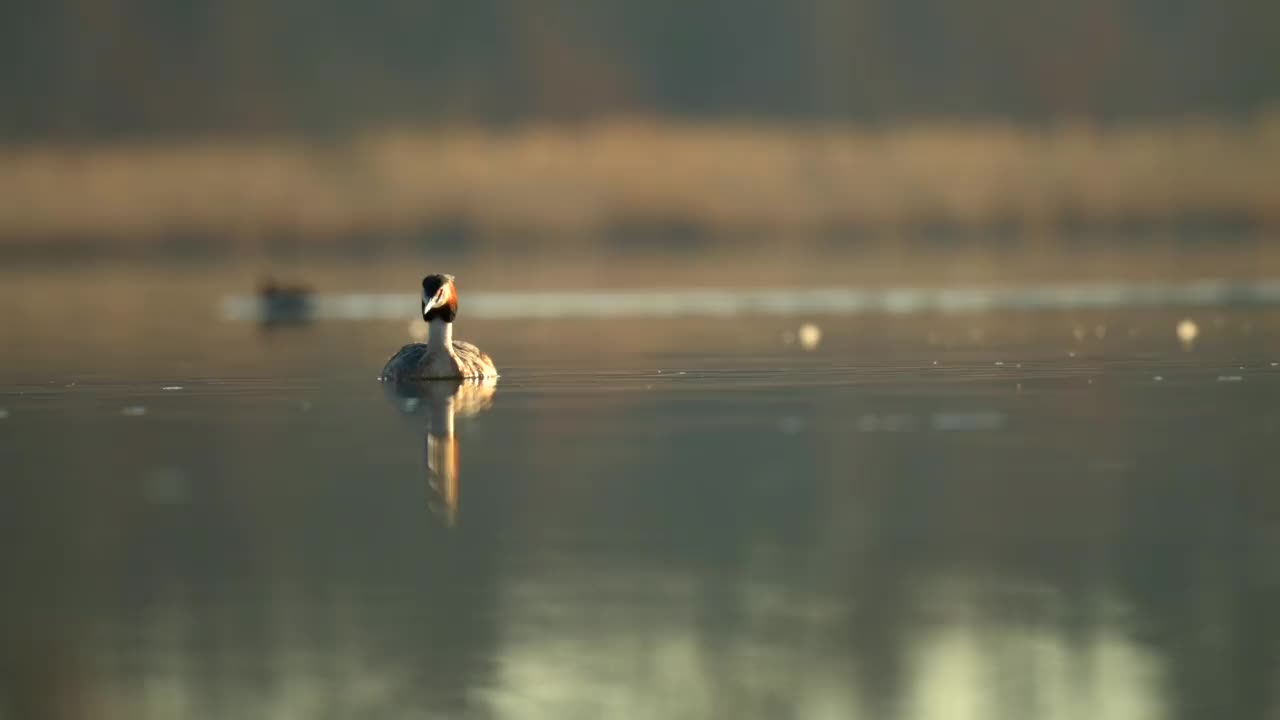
{"left": 2, "top": 260, "right": 1279, "bottom": 719}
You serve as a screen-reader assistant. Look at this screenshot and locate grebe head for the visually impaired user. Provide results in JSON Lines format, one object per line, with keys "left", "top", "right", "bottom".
{"left": 421, "top": 273, "right": 458, "bottom": 323}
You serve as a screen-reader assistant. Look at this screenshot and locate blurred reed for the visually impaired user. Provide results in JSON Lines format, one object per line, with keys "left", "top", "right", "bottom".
{"left": 1, "top": 114, "right": 1277, "bottom": 248}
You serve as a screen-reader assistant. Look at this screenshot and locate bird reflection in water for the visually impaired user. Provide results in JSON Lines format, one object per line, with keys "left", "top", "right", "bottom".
{"left": 384, "top": 377, "right": 496, "bottom": 526}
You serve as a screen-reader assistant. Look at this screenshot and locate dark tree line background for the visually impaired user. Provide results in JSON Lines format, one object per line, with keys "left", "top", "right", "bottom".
{"left": 2, "top": 0, "right": 1278, "bottom": 140}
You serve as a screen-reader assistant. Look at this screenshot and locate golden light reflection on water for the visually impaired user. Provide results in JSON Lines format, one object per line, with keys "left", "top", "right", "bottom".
{"left": 384, "top": 377, "right": 496, "bottom": 527}
{"left": 903, "top": 580, "right": 1162, "bottom": 720}
{"left": 63, "top": 575, "right": 1165, "bottom": 720}
{"left": 475, "top": 572, "right": 1165, "bottom": 720}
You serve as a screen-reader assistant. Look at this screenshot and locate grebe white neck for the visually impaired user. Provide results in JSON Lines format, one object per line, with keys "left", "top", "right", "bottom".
{"left": 426, "top": 318, "right": 453, "bottom": 350}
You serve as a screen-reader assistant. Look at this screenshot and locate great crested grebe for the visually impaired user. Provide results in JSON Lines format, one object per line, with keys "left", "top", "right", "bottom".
{"left": 257, "top": 275, "right": 314, "bottom": 325}
{"left": 381, "top": 274, "right": 498, "bottom": 381}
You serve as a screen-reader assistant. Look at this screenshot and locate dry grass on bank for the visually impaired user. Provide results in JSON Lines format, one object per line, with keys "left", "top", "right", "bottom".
{"left": 1, "top": 114, "right": 1278, "bottom": 247}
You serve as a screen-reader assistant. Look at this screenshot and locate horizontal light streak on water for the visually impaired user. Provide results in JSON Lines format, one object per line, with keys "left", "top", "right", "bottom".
{"left": 222, "top": 279, "right": 1280, "bottom": 322}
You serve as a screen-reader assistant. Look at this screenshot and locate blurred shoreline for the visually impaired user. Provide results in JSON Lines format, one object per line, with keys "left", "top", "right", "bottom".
{"left": 1, "top": 115, "right": 1278, "bottom": 252}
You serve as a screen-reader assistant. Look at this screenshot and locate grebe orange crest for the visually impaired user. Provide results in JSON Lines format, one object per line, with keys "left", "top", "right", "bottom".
{"left": 381, "top": 274, "right": 498, "bottom": 381}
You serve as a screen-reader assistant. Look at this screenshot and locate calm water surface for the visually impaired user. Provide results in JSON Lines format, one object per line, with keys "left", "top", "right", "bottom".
{"left": 2, "top": 271, "right": 1280, "bottom": 719}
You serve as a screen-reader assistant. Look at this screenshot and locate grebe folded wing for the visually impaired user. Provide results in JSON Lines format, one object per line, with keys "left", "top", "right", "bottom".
{"left": 381, "top": 343, "right": 431, "bottom": 382}
{"left": 451, "top": 341, "right": 496, "bottom": 379}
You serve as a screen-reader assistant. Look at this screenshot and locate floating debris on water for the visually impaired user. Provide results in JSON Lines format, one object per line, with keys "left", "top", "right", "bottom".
{"left": 798, "top": 323, "right": 823, "bottom": 350}
{"left": 121, "top": 406, "right": 147, "bottom": 417}
{"left": 1177, "top": 318, "right": 1199, "bottom": 349}
{"left": 1217, "top": 375, "right": 1244, "bottom": 382}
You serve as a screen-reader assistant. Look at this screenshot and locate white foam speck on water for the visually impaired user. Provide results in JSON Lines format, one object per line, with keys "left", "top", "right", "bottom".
{"left": 221, "top": 279, "right": 1280, "bottom": 321}
{"left": 121, "top": 406, "right": 147, "bottom": 417}
{"left": 994, "top": 361, "right": 1004, "bottom": 366}
{"left": 1177, "top": 318, "right": 1200, "bottom": 348}
{"left": 162, "top": 386, "right": 183, "bottom": 391}
{"left": 1153, "top": 376, "right": 1164, "bottom": 381}
{"left": 798, "top": 323, "right": 823, "bottom": 350}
